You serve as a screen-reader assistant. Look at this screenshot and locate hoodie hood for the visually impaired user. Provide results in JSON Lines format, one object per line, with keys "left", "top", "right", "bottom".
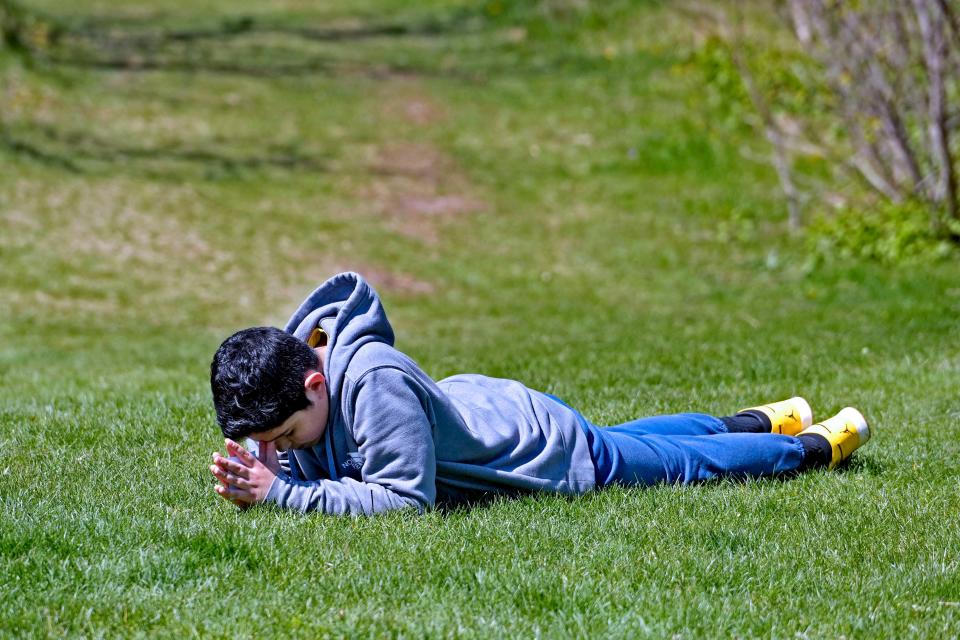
{"left": 284, "top": 272, "right": 395, "bottom": 411}
{"left": 265, "top": 271, "right": 598, "bottom": 510}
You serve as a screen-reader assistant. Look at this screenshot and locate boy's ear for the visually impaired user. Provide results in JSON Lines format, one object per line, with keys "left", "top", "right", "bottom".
{"left": 304, "top": 371, "right": 325, "bottom": 390}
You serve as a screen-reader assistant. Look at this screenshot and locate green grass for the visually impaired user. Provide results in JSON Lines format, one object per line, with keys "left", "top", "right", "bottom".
{"left": 2, "top": 0, "right": 960, "bottom": 637}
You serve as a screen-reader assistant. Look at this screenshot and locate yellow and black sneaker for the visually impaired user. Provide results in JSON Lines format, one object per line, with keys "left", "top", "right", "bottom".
{"left": 739, "top": 397, "right": 813, "bottom": 436}
{"left": 797, "top": 407, "right": 871, "bottom": 469}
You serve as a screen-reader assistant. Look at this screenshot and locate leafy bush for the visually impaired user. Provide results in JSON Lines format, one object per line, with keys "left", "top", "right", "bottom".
{"left": 0, "top": 0, "right": 59, "bottom": 53}
{"left": 682, "top": 2, "right": 960, "bottom": 250}
{"left": 806, "top": 200, "right": 958, "bottom": 265}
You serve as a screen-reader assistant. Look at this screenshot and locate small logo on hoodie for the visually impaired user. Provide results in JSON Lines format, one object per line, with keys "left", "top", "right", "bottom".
{"left": 339, "top": 452, "right": 365, "bottom": 479}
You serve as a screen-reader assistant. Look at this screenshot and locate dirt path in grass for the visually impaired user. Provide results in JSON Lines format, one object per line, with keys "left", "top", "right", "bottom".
{"left": 279, "top": 81, "right": 482, "bottom": 303}
{"left": 281, "top": 79, "right": 489, "bottom": 301}
{"left": 362, "top": 80, "right": 485, "bottom": 246}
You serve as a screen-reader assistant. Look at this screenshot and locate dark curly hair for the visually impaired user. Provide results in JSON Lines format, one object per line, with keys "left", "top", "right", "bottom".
{"left": 210, "top": 326, "right": 320, "bottom": 439}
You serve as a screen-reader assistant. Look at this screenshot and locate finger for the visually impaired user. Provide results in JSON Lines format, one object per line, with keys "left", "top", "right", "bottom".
{"left": 230, "top": 486, "right": 256, "bottom": 505}
{"left": 210, "top": 465, "right": 234, "bottom": 486}
{"left": 212, "top": 452, "right": 240, "bottom": 469}
{"left": 225, "top": 472, "right": 251, "bottom": 490}
{"left": 223, "top": 459, "right": 251, "bottom": 478}
{"left": 214, "top": 484, "right": 241, "bottom": 505}
{"left": 225, "top": 439, "right": 257, "bottom": 466}
{"left": 259, "top": 439, "right": 274, "bottom": 461}
{"left": 212, "top": 455, "right": 235, "bottom": 476}
{"left": 213, "top": 452, "right": 246, "bottom": 469}
{"left": 260, "top": 440, "right": 280, "bottom": 472}
{"left": 211, "top": 465, "right": 250, "bottom": 488}
{"left": 210, "top": 464, "right": 229, "bottom": 485}
{"left": 216, "top": 483, "right": 254, "bottom": 505}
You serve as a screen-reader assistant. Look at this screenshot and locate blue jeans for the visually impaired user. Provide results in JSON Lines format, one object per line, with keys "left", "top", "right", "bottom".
{"left": 546, "top": 396, "right": 805, "bottom": 487}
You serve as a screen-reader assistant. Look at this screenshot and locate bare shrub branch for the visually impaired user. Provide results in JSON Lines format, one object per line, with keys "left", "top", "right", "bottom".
{"left": 792, "top": 0, "right": 959, "bottom": 234}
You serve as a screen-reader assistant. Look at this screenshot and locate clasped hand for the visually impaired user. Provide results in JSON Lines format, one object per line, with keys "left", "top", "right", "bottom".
{"left": 210, "top": 439, "right": 280, "bottom": 507}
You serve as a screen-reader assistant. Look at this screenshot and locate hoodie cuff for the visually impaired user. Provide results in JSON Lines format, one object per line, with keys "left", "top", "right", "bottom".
{"left": 264, "top": 472, "right": 293, "bottom": 506}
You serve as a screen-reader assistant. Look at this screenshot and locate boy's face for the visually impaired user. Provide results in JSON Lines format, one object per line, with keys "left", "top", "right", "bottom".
{"left": 250, "top": 370, "right": 329, "bottom": 452}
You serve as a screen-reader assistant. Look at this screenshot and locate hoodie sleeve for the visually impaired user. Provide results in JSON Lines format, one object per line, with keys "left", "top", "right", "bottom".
{"left": 263, "top": 366, "right": 437, "bottom": 515}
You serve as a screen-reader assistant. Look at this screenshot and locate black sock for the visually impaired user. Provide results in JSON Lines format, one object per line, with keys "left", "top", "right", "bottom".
{"left": 720, "top": 410, "right": 772, "bottom": 433}
{"left": 796, "top": 434, "right": 832, "bottom": 471}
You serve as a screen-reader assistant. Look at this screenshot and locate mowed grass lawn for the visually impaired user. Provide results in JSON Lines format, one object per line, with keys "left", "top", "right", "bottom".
{"left": 2, "top": 0, "right": 959, "bottom": 637}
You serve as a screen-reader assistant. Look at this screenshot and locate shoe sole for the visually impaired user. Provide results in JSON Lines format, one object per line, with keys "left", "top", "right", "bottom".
{"left": 837, "top": 406, "right": 870, "bottom": 447}
{"left": 792, "top": 397, "right": 814, "bottom": 430}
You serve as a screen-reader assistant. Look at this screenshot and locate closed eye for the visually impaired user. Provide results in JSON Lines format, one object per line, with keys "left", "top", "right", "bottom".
{"left": 270, "top": 427, "right": 293, "bottom": 442}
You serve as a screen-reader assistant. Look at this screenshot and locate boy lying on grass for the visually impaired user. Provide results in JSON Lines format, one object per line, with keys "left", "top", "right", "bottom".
{"left": 209, "top": 272, "right": 871, "bottom": 515}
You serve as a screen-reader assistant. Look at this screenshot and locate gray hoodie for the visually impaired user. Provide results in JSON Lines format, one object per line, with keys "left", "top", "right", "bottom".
{"left": 263, "top": 272, "right": 596, "bottom": 515}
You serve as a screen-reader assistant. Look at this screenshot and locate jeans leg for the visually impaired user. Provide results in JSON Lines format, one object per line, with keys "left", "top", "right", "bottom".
{"left": 598, "top": 429, "right": 805, "bottom": 486}
{"left": 606, "top": 413, "right": 729, "bottom": 436}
